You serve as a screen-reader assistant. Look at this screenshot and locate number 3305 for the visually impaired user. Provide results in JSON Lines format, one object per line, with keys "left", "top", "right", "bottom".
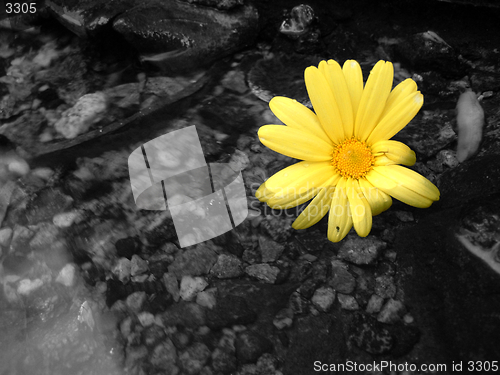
{"left": 5, "top": 3, "right": 37, "bottom": 14}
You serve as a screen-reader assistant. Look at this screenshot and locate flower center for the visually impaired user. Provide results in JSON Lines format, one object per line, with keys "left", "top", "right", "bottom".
{"left": 332, "top": 138, "right": 375, "bottom": 179}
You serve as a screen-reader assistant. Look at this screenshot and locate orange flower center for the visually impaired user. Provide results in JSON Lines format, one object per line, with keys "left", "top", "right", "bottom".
{"left": 332, "top": 138, "right": 375, "bottom": 179}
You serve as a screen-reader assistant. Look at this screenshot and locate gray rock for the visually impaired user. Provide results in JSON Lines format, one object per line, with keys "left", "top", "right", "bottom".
{"left": 206, "top": 295, "right": 256, "bottom": 329}
{"left": 393, "top": 31, "right": 467, "bottom": 78}
{"left": 311, "top": 286, "right": 336, "bottom": 312}
{"left": 258, "top": 235, "right": 285, "bottom": 263}
{"left": 10, "top": 225, "right": 34, "bottom": 253}
{"left": 338, "top": 236, "right": 387, "bottom": 265}
{"left": 377, "top": 299, "right": 406, "bottom": 323}
{"left": 235, "top": 331, "right": 273, "bottom": 364}
{"left": 179, "top": 342, "right": 211, "bottom": 375}
{"left": 130, "top": 254, "right": 149, "bottom": 276}
{"left": 260, "top": 215, "right": 295, "bottom": 242}
{"left": 273, "top": 307, "right": 294, "bottom": 330}
{"left": 394, "top": 211, "right": 414, "bottom": 222}
{"left": 150, "top": 338, "right": 178, "bottom": 370}
{"left": 113, "top": 257, "right": 131, "bottom": 283}
{"left": 28, "top": 223, "right": 60, "bottom": 251}
{"left": 0, "top": 227, "right": 12, "bottom": 247}
{"left": 162, "top": 272, "right": 180, "bottom": 302}
{"left": 329, "top": 259, "right": 356, "bottom": 293}
{"left": 374, "top": 275, "right": 397, "bottom": 299}
{"left": 288, "top": 290, "right": 309, "bottom": 315}
{"left": 245, "top": 264, "right": 281, "bottom": 284}
{"left": 211, "top": 254, "right": 244, "bottom": 278}
{"left": 160, "top": 302, "right": 207, "bottom": 327}
{"left": 337, "top": 293, "right": 359, "bottom": 310}
{"left": 221, "top": 70, "right": 248, "bottom": 94}
{"left": 168, "top": 245, "right": 218, "bottom": 279}
{"left": 351, "top": 318, "right": 393, "bottom": 355}
{"left": 366, "top": 294, "right": 385, "bottom": 314}
{"left": 179, "top": 276, "right": 208, "bottom": 301}
{"left": 126, "top": 291, "right": 147, "bottom": 313}
{"left": 25, "top": 188, "right": 73, "bottom": 224}
{"left": 211, "top": 348, "right": 237, "bottom": 374}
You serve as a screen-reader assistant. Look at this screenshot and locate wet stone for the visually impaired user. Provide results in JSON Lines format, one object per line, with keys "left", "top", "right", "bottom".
{"left": 338, "top": 236, "right": 387, "bottom": 265}
{"left": 130, "top": 254, "right": 149, "bottom": 276}
{"left": 337, "top": 293, "right": 359, "bottom": 310}
{"left": 311, "top": 286, "right": 336, "bottom": 312}
{"left": 161, "top": 302, "right": 207, "bottom": 327}
{"left": 210, "top": 254, "right": 244, "bottom": 278}
{"left": 179, "top": 342, "right": 211, "bottom": 375}
{"left": 212, "top": 347, "right": 237, "bottom": 374}
{"left": 245, "top": 263, "right": 281, "bottom": 284}
{"left": 168, "top": 244, "right": 218, "bottom": 279}
{"left": 259, "top": 235, "right": 285, "bottom": 263}
{"left": 377, "top": 299, "right": 406, "bottom": 324}
{"left": 235, "top": 331, "right": 273, "bottom": 364}
{"left": 206, "top": 295, "right": 257, "bottom": 329}
{"left": 329, "top": 259, "right": 356, "bottom": 294}
{"left": 374, "top": 275, "right": 397, "bottom": 299}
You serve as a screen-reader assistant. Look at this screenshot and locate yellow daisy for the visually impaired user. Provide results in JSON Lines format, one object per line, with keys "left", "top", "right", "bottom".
{"left": 256, "top": 59, "right": 440, "bottom": 242}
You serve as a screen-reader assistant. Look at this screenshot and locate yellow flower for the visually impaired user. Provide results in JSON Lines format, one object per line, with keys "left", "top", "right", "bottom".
{"left": 256, "top": 59, "right": 440, "bottom": 242}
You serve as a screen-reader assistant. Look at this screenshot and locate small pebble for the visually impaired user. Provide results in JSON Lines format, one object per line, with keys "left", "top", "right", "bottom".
{"left": 179, "top": 275, "right": 208, "bottom": 301}
{"left": 337, "top": 293, "right": 359, "bottom": 310}
{"left": 53, "top": 211, "right": 81, "bottom": 228}
{"left": 366, "top": 294, "right": 385, "bottom": 314}
{"left": 55, "top": 263, "right": 76, "bottom": 287}
{"left": 17, "top": 278, "right": 43, "bottom": 295}
{"left": 377, "top": 299, "right": 406, "bottom": 323}
{"left": 311, "top": 286, "right": 336, "bottom": 312}
{"left": 138, "top": 312, "right": 156, "bottom": 327}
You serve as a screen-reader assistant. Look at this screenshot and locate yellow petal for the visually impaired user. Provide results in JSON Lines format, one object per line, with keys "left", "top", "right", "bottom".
{"left": 366, "top": 91, "right": 423, "bottom": 144}
{"left": 328, "top": 178, "right": 353, "bottom": 242}
{"left": 366, "top": 165, "right": 440, "bottom": 208}
{"left": 346, "top": 178, "right": 372, "bottom": 237}
{"left": 304, "top": 66, "right": 344, "bottom": 144}
{"left": 381, "top": 78, "right": 418, "bottom": 118}
{"left": 358, "top": 178, "right": 392, "bottom": 216}
{"left": 262, "top": 161, "right": 337, "bottom": 194}
{"left": 269, "top": 96, "right": 329, "bottom": 141}
{"left": 371, "top": 140, "right": 416, "bottom": 166}
{"left": 342, "top": 60, "right": 364, "bottom": 120}
{"left": 319, "top": 60, "right": 354, "bottom": 138}
{"left": 267, "top": 188, "right": 318, "bottom": 209}
{"left": 258, "top": 125, "right": 333, "bottom": 161}
{"left": 255, "top": 183, "right": 274, "bottom": 202}
{"left": 355, "top": 61, "right": 394, "bottom": 141}
{"left": 292, "top": 184, "right": 336, "bottom": 229}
